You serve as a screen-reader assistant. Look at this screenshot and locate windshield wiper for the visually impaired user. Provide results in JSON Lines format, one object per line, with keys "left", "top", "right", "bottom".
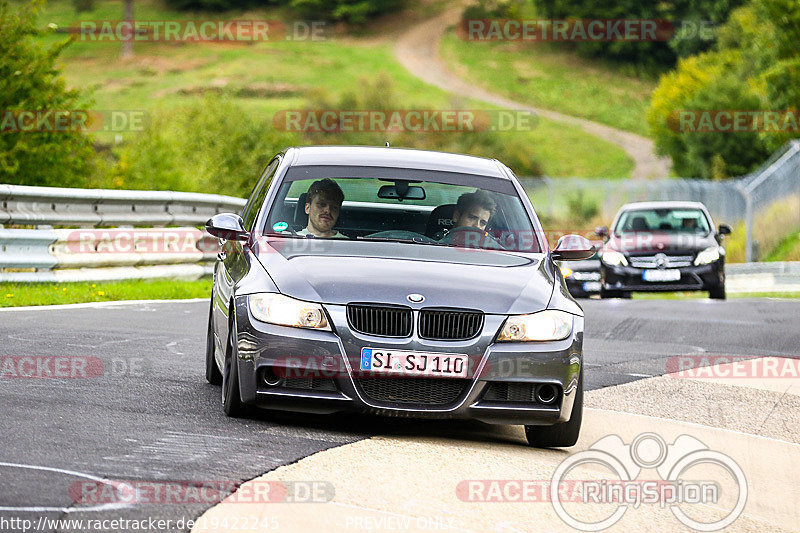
{"left": 355, "top": 236, "right": 447, "bottom": 246}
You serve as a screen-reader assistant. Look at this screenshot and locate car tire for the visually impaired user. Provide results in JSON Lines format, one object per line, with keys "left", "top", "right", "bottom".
{"left": 709, "top": 283, "right": 726, "bottom": 300}
{"left": 600, "top": 288, "right": 621, "bottom": 299}
{"left": 524, "top": 370, "right": 583, "bottom": 448}
{"left": 222, "top": 327, "right": 249, "bottom": 418}
{"left": 205, "top": 302, "right": 223, "bottom": 385}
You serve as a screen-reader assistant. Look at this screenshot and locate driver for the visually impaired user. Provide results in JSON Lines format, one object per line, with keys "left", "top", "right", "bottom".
{"left": 436, "top": 190, "right": 501, "bottom": 248}
{"left": 451, "top": 190, "right": 496, "bottom": 232}
{"left": 299, "top": 179, "right": 348, "bottom": 238}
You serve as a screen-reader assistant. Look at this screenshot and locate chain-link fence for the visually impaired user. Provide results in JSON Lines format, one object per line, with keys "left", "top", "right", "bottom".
{"left": 519, "top": 140, "right": 800, "bottom": 262}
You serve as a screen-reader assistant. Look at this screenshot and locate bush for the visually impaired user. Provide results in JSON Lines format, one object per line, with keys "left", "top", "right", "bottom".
{"left": 648, "top": 0, "right": 800, "bottom": 178}
{"left": 111, "top": 97, "right": 297, "bottom": 197}
{"left": 0, "top": 0, "right": 99, "bottom": 187}
{"left": 163, "top": 0, "right": 405, "bottom": 23}
{"left": 300, "top": 73, "right": 543, "bottom": 175}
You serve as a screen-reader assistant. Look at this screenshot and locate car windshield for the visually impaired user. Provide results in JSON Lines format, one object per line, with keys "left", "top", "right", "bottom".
{"left": 261, "top": 167, "right": 542, "bottom": 252}
{"left": 614, "top": 208, "right": 711, "bottom": 235}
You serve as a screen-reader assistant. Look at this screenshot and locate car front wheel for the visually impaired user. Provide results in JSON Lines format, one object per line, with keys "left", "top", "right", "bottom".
{"left": 709, "top": 283, "right": 726, "bottom": 300}
{"left": 205, "top": 302, "right": 222, "bottom": 385}
{"left": 222, "top": 327, "right": 249, "bottom": 418}
{"left": 525, "top": 370, "right": 583, "bottom": 448}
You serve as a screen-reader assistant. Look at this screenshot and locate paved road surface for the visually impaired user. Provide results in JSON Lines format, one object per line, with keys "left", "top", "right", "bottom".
{"left": 1, "top": 298, "right": 798, "bottom": 531}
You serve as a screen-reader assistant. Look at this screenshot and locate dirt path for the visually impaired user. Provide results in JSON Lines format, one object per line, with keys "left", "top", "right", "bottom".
{"left": 394, "top": 8, "right": 672, "bottom": 179}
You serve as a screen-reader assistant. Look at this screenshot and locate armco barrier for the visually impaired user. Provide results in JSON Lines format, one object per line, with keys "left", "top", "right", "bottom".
{"left": 726, "top": 262, "right": 800, "bottom": 293}
{"left": 0, "top": 184, "right": 246, "bottom": 227}
{"left": 0, "top": 185, "right": 245, "bottom": 282}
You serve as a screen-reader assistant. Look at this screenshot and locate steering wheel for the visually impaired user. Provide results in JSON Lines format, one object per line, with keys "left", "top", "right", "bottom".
{"left": 448, "top": 226, "right": 506, "bottom": 250}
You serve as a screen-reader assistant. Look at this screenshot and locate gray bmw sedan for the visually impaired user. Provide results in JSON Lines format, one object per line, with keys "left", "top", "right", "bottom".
{"left": 205, "top": 146, "right": 594, "bottom": 447}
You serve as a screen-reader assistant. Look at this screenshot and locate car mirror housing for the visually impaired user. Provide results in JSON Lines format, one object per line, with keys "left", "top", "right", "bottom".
{"left": 718, "top": 224, "right": 732, "bottom": 235}
{"left": 594, "top": 226, "right": 608, "bottom": 238}
{"left": 206, "top": 213, "right": 249, "bottom": 241}
{"left": 551, "top": 235, "right": 596, "bottom": 261}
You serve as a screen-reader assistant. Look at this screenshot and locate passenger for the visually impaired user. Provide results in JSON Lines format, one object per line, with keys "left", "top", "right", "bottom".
{"left": 299, "top": 179, "right": 348, "bottom": 238}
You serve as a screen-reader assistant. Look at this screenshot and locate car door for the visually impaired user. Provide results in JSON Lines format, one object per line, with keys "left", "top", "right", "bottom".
{"left": 213, "top": 155, "right": 281, "bottom": 351}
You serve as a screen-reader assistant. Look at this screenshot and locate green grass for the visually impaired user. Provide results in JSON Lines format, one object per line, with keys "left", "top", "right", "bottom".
{"left": 0, "top": 278, "right": 211, "bottom": 307}
{"left": 440, "top": 31, "right": 658, "bottom": 137}
{"left": 30, "top": 0, "right": 633, "bottom": 179}
{"left": 763, "top": 232, "right": 800, "bottom": 261}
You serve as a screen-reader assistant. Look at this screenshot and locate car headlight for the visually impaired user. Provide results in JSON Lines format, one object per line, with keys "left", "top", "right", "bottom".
{"left": 497, "top": 310, "right": 573, "bottom": 342}
{"left": 694, "top": 246, "right": 721, "bottom": 265}
{"left": 248, "top": 293, "right": 330, "bottom": 330}
{"left": 559, "top": 266, "right": 573, "bottom": 278}
{"left": 601, "top": 250, "right": 628, "bottom": 266}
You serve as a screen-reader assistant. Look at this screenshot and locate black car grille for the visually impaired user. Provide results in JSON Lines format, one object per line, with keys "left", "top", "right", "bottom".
{"left": 483, "top": 382, "right": 562, "bottom": 405}
{"left": 483, "top": 382, "right": 537, "bottom": 402}
{"left": 357, "top": 377, "right": 471, "bottom": 405}
{"left": 418, "top": 309, "right": 484, "bottom": 340}
{"left": 282, "top": 378, "right": 337, "bottom": 391}
{"left": 347, "top": 304, "right": 412, "bottom": 337}
{"left": 629, "top": 254, "right": 694, "bottom": 268}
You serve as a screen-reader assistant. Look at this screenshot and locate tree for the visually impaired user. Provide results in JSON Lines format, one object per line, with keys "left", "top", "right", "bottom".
{"left": 0, "top": 0, "right": 97, "bottom": 186}
{"left": 121, "top": 0, "right": 133, "bottom": 58}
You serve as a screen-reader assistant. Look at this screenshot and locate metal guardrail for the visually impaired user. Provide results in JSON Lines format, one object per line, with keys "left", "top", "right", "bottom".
{"left": 726, "top": 262, "right": 800, "bottom": 294}
{"left": 0, "top": 184, "right": 246, "bottom": 227}
{"left": 0, "top": 185, "right": 245, "bottom": 282}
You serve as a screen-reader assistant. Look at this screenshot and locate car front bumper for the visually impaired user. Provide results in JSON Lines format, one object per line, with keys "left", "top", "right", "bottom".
{"left": 232, "top": 296, "right": 583, "bottom": 426}
{"left": 601, "top": 261, "right": 724, "bottom": 292}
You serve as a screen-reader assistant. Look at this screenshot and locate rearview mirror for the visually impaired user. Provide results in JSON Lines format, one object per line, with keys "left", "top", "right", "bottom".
{"left": 206, "top": 213, "right": 249, "bottom": 241}
{"left": 378, "top": 184, "right": 426, "bottom": 200}
{"left": 718, "top": 224, "right": 732, "bottom": 235}
{"left": 552, "top": 234, "right": 596, "bottom": 261}
{"left": 594, "top": 226, "right": 608, "bottom": 238}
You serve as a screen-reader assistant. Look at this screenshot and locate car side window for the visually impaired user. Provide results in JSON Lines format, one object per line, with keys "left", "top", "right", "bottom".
{"left": 241, "top": 156, "right": 280, "bottom": 232}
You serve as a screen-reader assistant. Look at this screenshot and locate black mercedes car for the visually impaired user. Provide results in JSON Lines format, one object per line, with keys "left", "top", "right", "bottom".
{"left": 204, "top": 146, "right": 595, "bottom": 447}
{"left": 597, "top": 201, "right": 731, "bottom": 299}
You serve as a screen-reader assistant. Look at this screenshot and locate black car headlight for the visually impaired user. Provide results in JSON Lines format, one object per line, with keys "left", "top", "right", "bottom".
{"left": 497, "top": 310, "right": 573, "bottom": 342}
{"left": 248, "top": 293, "right": 330, "bottom": 330}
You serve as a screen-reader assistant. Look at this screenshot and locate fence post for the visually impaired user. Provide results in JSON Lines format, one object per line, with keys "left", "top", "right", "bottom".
{"left": 735, "top": 183, "right": 754, "bottom": 262}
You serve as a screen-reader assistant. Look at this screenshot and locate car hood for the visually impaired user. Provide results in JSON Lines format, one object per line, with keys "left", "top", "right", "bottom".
{"left": 251, "top": 238, "right": 555, "bottom": 315}
{"left": 606, "top": 232, "right": 717, "bottom": 254}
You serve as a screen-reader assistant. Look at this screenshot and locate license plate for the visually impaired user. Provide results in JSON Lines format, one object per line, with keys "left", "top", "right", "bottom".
{"left": 582, "top": 281, "right": 601, "bottom": 292}
{"left": 642, "top": 269, "right": 681, "bottom": 282}
{"left": 360, "top": 348, "right": 468, "bottom": 378}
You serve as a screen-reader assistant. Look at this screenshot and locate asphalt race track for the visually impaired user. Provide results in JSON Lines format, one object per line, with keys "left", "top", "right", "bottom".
{"left": 1, "top": 298, "right": 799, "bottom": 532}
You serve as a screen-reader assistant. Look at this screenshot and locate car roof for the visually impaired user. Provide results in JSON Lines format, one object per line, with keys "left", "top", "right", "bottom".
{"left": 286, "top": 146, "right": 509, "bottom": 178}
{"left": 618, "top": 201, "right": 709, "bottom": 211}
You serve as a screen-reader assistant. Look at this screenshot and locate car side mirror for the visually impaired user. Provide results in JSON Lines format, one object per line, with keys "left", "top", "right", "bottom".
{"left": 552, "top": 234, "right": 596, "bottom": 261}
{"left": 595, "top": 226, "right": 608, "bottom": 238}
{"left": 718, "top": 224, "right": 731, "bottom": 235}
{"left": 206, "top": 213, "right": 249, "bottom": 241}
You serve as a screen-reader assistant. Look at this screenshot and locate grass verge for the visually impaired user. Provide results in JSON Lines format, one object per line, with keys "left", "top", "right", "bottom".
{"left": 33, "top": 0, "right": 633, "bottom": 179}
{"left": 0, "top": 278, "right": 212, "bottom": 308}
{"left": 440, "top": 31, "right": 657, "bottom": 137}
